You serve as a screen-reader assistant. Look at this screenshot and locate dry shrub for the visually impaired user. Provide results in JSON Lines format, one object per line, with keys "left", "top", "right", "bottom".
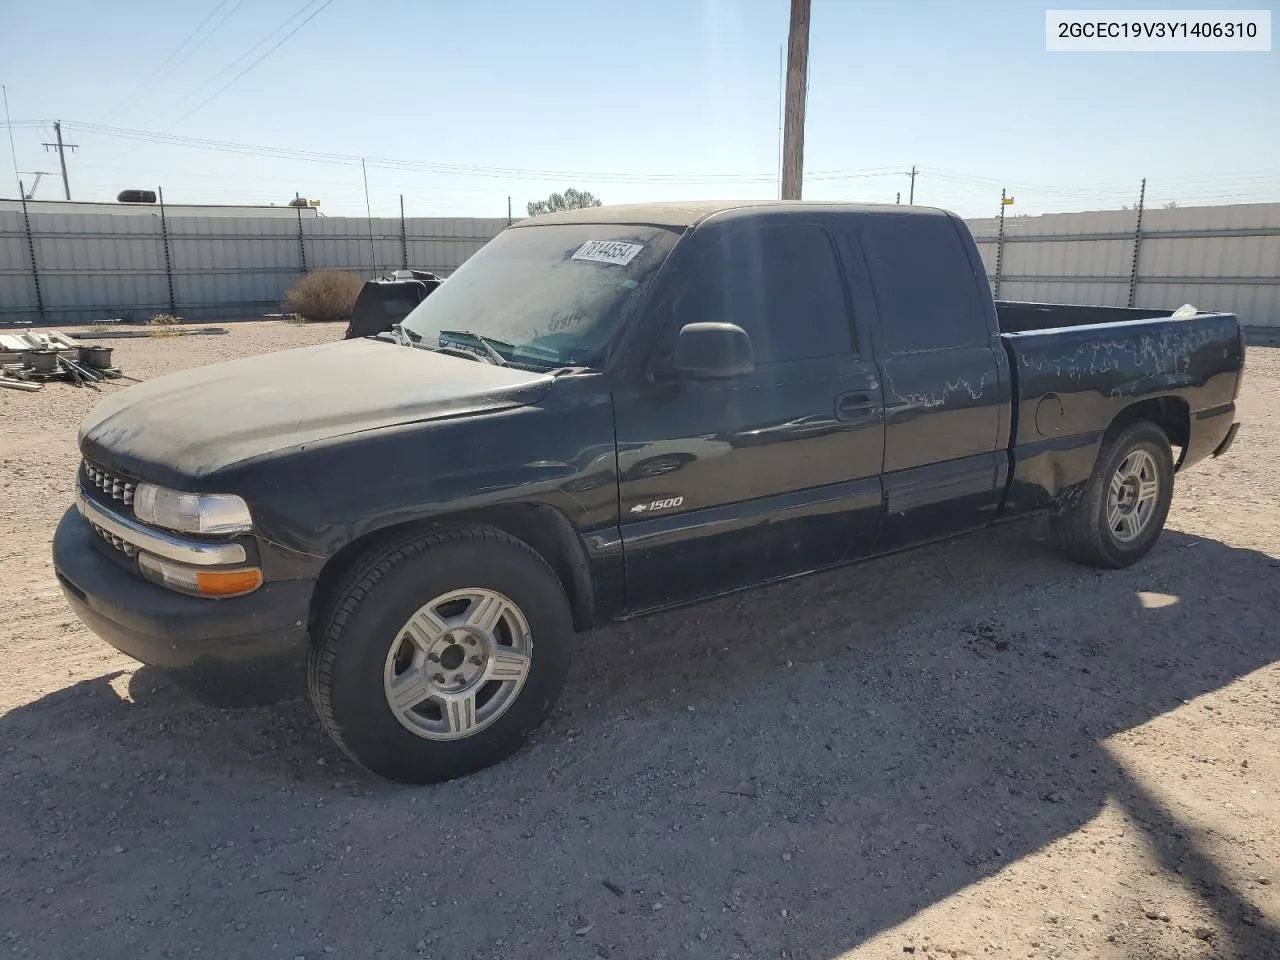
{"left": 147, "top": 313, "right": 184, "bottom": 337}
{"left": 285, "top": 270, "right": 364, "bottom": 323}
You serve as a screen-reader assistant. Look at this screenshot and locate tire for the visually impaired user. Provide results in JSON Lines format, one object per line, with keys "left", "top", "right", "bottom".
{"left": 308, "top": 524, "right": 573, "bottom": 784}
{"left": 1052, "top": 420, "right": 1175, "bottom": 569}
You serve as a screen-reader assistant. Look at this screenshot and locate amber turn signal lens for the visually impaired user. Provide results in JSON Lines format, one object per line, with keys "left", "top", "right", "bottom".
{"left": 138, "top": 554, "right": 264, "bottom": 598}
{"left": 195, "top": 568, "right": 264, "bottom": 597}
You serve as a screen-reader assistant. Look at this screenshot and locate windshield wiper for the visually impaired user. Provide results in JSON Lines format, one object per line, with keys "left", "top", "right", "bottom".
{"left": 388, "top": 322, "right": 423, "bottom": 346}
{"left": 436, "top": 330, "right": 509, "bottom": 366}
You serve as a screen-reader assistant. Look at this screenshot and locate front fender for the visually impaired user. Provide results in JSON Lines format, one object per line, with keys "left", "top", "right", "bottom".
{"left": 227, "top": 397, "right": 620, "bottom": 566}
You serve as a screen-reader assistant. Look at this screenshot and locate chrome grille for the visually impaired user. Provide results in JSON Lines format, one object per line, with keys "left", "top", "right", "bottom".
{"left": 88, "top": 520, "right": 138, "bottom": 559}
{"left": 82, "top": 460, "right": 137, "bottom": 508}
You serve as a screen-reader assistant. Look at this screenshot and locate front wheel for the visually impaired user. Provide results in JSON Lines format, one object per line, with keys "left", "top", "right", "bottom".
{"left": 308, "top": 525, "right": 573, "bottom": 784}
{"left": 1052, "top": 420, "right": 1175, "bottom": 569}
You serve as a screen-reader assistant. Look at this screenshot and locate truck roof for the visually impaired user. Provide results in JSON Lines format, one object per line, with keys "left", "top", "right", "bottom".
{"left": 512, "top": 200, "right": 954, "bottom": 229}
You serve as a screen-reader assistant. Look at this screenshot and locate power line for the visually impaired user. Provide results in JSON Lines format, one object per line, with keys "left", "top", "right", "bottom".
{"left": 151, "top": 0, "right": 324, "bottom": 124}
{"left": 151, "top": 0, "right": 246, "bottom": 92}
{"left": 918, "top": 167, "right": 1138, "bottom": 197}
{"left": 101, "top": 0, "right": 242, "bottom": 124}
{"left": 12, "top": 121, "right": 1279, "bottom": 212}
{"left": 157, "top": 0, "right": 334, "bottom": 131}
{"left": 47, "top": 118, "right": 920, "bottom": 184}
{"left": 58, "top": 121, "right": 1280, "bottom": 207}
{"left": 64, "top": 120, "right": 912, "bottom": 184}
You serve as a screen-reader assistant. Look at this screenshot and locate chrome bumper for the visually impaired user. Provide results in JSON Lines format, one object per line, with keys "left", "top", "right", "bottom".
{"left": 75, "top": 485, "right": 247, "bottom": 566}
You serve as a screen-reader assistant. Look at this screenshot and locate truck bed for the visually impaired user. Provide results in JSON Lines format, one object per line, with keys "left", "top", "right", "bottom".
{"left": 997, "top": 307, "right": 1244, "bottom": 516}
{"left": 996, "top": 300, "right": 1179, "bottom": 334}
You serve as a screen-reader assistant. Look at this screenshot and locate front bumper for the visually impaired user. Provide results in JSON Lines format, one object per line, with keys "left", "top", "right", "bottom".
{"left": 52, "top": 506, "right": 314, "bottom": 705}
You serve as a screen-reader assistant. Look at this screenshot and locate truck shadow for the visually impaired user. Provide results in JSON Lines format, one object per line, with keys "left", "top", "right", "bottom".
{"left": 1, "top": 525, "right": 1277, "bottom": 958}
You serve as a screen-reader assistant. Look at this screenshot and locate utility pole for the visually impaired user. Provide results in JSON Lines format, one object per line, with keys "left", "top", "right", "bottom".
{"left": 507, "top": 195, "right": 512, "bottom": 226}
{"left": 908, "top": 165, "right": 917, "bottom": 205}
{"left": 42, "top": 121, "right": 78, "bottom": 200}
{"left": 780, "top": 0, "right": 811, "bottom": 201}
{"left": 776, "top": 42, "right": 785, "bottom": 199}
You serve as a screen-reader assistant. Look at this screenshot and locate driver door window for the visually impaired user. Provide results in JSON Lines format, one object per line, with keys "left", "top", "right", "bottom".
{"left": 669, "top": 222, "right": 854, "bottom": 364}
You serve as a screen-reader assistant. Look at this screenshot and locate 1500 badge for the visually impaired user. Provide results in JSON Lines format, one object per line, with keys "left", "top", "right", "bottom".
{"left": 628, "top": 496, "right": 684, "bottom": 515}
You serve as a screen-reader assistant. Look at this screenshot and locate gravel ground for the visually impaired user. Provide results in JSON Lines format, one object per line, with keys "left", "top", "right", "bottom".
{"left": 1, "top": 321, "right": 1277, "bottom": 960}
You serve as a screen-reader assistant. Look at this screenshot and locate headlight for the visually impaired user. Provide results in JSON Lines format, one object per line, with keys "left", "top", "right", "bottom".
{"left": 133, "top": 483, "right": 253, "bottom": 535}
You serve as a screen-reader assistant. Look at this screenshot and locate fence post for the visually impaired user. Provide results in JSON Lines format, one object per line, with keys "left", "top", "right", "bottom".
{"left": 1127, "top": 177, "right": 1146, "bottom": 308}
{"left": 158, "top": 186, "right": 176, "bottom": 315}
{"left": 400, "top": 194, "right": 408, "bottom": 270}
{"left": 361, "top": 158, "right": 376, "bottom": 274}
{"left": 296, "top": 196, "right": 308, "bottom": 275}
{"left": 17, "top": 183, "right": 47, "bottom": 324}
{"left": 993, "top": 188, "right": 1007, "bottom": 300}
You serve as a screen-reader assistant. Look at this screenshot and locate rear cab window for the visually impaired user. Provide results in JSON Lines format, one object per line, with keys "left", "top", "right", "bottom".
{"left": 857, "top": 214, "right": 991, "bottom": 354}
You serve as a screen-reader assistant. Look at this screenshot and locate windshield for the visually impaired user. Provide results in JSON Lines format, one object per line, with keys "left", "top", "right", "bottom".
{"left": 400, "top": 222, "right": 681, "bottom": 367}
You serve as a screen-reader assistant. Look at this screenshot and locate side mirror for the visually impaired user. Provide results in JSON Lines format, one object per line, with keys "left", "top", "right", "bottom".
{"left": 672, "top": 322, "right": 755, "bottom": 380}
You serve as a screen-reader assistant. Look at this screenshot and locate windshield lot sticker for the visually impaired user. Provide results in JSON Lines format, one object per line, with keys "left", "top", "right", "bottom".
{"left": 572, "top": 240, "right": 643, "bottom": 266}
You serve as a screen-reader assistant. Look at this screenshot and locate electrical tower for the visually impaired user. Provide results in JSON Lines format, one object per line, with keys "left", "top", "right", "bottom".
{"left": 21, "top": 171, "right": 49, "bottom": 199}
{"left": 41, "top": 121, "right": 79, "bottom": 200}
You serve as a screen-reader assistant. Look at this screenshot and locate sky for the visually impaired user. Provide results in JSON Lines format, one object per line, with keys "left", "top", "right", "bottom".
{"left": 1, "top": 0, "right": 1277, "bottom": 219}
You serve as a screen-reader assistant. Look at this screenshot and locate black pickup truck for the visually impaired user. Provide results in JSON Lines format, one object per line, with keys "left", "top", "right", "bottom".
{"left": 54, "top": 202, "right": 1244, "bottom": 783}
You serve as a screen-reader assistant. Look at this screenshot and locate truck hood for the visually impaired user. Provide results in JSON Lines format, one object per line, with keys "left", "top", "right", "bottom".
{"left": 79, "top": 338, "right": 553, "bottom": 481}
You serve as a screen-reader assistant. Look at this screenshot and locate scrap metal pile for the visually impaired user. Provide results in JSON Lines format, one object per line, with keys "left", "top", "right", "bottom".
{"left": 0, "top": 331, "right": 127, "bottom": 392}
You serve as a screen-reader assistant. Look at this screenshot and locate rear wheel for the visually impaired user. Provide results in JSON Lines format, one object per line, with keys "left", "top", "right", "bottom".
{"left": 1052, "top": 420, "right": 1175, "bottom": 569}
{"left": 308, "top": 524, "right": 573, "bottom": 783}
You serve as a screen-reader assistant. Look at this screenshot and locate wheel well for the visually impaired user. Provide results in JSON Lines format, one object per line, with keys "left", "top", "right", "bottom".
{"left": 307, "top": 505, "right": 596, "bottom": 638}
{"left": 1107, "top": 396, "right": 1190, "bottom": 459}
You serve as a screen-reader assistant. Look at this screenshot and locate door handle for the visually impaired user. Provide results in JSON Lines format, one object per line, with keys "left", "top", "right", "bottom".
{"left": 836, "top": 392, "right": 878, "bottom": 420}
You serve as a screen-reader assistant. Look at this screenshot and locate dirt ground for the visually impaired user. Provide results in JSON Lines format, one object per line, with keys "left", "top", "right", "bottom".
{"left": 1, "top": 321, "right": 1277, "bottom": 960}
